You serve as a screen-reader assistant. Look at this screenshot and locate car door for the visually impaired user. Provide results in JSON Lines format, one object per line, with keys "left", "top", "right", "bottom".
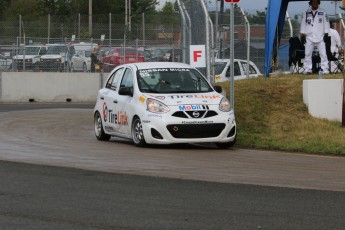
{"left": 239, "top": 60, "right": 259, "bottom": 78}
{"left": 116, "top": 67, "right": 135, "bottom": 135}
{"left": 101, "top": 67, "right": 124, "bottom": 134}
{"left": 74, "top": 51, "right": 83, "bottom": 70}
{"left": 225, "top": 61, "right": 242, "bottom": 79}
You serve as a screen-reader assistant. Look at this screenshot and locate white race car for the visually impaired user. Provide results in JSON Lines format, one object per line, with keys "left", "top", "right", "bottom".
{"left": 93, "top": 62, "right": 237, "bottom": 148}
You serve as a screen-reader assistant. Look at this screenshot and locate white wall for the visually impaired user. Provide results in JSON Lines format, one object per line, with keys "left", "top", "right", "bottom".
{"left": 303, "top": 79, "right": 344, "bottom": 122}
{"left": 0, "top": 73, "right": 343, "bottom": 123}
{"left": 0, "top": 72, "right": 107, "bottom": 103}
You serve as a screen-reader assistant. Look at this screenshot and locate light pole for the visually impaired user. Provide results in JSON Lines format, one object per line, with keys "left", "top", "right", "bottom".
{"left": 89, "top": 0, "right": 92, "bottom": 37}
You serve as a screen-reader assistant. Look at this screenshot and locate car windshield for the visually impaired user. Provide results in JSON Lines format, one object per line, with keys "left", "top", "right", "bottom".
{"left": 214, "top": 62, "right": 227, "bottom": 75}
{"left": 137, "top": 68, "right": 213, "bottom": 94}
{"left": 46, "top": 46, "right": 67, "bottom": 54}
{"left": 85, "top": 51, "right": 92, "bottom": 57}
{"left": 18, "top": 47, "right": 41, "bottom": 55}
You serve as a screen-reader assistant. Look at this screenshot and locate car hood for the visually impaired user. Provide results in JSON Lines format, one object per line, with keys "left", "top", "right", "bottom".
{"left": 13, "top": 55, "right": 38, "bottom": 59}
{"left": 142, "top": 92, "right": 223, "bottom": 106}
{"left": 41, "top": 54, "right": 65, "bottom": 59}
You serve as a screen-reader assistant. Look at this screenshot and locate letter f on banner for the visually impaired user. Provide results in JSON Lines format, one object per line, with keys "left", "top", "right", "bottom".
{"left": 194, "top": 50, "right": 202, "bottom": 62}
{"left": 190, "top": 45, "right": 206, "bottom": 68}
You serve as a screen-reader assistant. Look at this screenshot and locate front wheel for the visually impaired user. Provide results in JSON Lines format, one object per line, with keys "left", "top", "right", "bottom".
{"left": 94, "top": 111, "right": 111, "bottom": 141}
{"left": 131, "top": 117, "right": 146, "bottom": 147}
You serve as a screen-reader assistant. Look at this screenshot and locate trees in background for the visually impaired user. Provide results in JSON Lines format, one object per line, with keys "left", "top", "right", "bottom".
{"left": 0, "top": 0, "right": 158, "bottom": 20}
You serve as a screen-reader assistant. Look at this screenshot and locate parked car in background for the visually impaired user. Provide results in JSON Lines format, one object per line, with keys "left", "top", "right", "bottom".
{"left": 102, "top": 47, "right": 145, "bottom": 72}
{"left": 138, "top": 48, "right": 152, "bottom": 62}
{"left": 70, "top": 42, "right": 98, "bottom": 72}
{"left": 162, "top": 48, "right": 182, "bottom": 62}
{"left": 0, "top": 53, "right": 12, "bottom": 70}
{"left": 39, "top": 44, "right": 75, "bottom": 71}
{"left": 12, "top": 45, "right": 47, "bottom": 71}
{"left": 93, "top": 62, "right": 236, "bottom": 148}
{"left": 70, "top": 50, "right": 92, "bottom": 72}
{"left": 214, "top": 59, "right": 262, "bottom": 82}
{"left": 150, "top": 47, "right": 171, "bottom": 61}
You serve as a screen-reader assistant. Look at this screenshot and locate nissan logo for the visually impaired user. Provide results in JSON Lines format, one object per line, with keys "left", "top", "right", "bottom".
{"left": 192, "top": 111, "right": 200, "bottom": 118}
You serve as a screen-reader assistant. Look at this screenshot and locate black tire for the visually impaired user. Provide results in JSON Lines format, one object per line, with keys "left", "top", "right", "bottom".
{"left": 216, "top": 136, "right": 236, "bottom": 149}
{"left": 131, "top": 116, "right": 146, "bottom": 147}
{"left": 94, "top": 111, "right": 111, "bottom": 141}
{"left": 83, "top": 63, "right": 87, "bottom": 72}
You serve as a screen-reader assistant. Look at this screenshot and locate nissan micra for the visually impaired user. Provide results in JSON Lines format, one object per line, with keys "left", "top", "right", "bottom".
{"left": 93, "top": 62, "right": 236, "bottom": 148}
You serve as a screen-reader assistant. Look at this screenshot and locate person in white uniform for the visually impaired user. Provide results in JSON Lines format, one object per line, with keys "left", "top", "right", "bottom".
{"left": 329, "top": 21, "right": 342, "bottom": 72}
{"left": 300, "top": 0, "right": 330, "bottom": 74}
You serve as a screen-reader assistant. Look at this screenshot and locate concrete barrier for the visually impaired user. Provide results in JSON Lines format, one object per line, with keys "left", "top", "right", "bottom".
{"left": 0, "top": 72, "right": 107, "bottom": 103}
{"left": 303, "top": 79, "right": 344, "bottom": 122}
{"left": 0, "top": 72, "right": 343, "bottom": 123}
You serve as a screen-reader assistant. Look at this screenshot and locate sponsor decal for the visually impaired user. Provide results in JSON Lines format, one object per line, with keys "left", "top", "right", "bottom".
{"left": 102, "top": 102, "right": 108, "bottom": 122}
{"left": 318, "top": 12, "right": 324, "bottom": 15}
{"left": 107, "top": 110, "right": 128, "bottom": 125}
{"left": 102, "top": 102, "right": 128, "bottom": 125}
{"left": 140, "top": 68, "right": 191, "bottom": 74}
{"left": 142, "top": 120, "right": 151, "bottom": 123}
{"left": 149, "top": 95, "right": 165, "bottom": 100}
{"left": 139, "top": 96, "right": 146, "bottom": 103}
{"left": 215, "top": 75, "right": 221, "bottom": 80}
{"left": 150, "top": 94, "right": 220, "bottom": 100}
{"left": 169, "top": 94, "right": 221, "bottom": 100}
{"left": 181, "top": 121, "right": 214, "bottom": 124}
{"left": 104, "top": 126, "right": 115, "bottom": 131}
{"left": 178, "top": 105, "right": 209, "bottom": 111}
{"left": 148, "top": 114, "right": 163, "bottom": 119}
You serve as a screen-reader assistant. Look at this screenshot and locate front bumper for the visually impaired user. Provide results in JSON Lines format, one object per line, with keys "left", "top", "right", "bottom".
{"left": 39, "top": 60, "right": 65, "bottom": 71}
{"left": 141, "top": 110, "right": 236, "bottom": 144}
{"left": 13, "top": 60, "right": 35, "bottom": 70}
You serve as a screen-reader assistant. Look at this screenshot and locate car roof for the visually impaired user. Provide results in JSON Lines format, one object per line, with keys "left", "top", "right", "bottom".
{"left": 46, "top": 44, "right": 67, "bottom": 47}
{"left": 21, "top": 45, "right": 46, "bottom": 47}
{"left": 215, "top": 59, "right": 244, "bottom": 62}
{"left": 126, "top": 62, "right": 195, "bottom": 70}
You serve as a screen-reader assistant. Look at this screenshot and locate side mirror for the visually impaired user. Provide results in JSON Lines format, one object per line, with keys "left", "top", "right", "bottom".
{"left": 213, "top": 85, "right": 222, "bottom": 93}
{"left": 118, "top": 87, "right": 133, "bottom": 96}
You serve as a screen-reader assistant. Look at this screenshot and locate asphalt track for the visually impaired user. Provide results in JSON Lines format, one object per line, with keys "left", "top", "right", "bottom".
{"left": 1, "top": 103, "right": 345, "bottom": 229}
{"left": 0, "top": 104, "right": 344, "bottom": 191}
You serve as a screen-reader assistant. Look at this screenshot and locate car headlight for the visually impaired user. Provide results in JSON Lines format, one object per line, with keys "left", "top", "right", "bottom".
{"left": 219, "top": 97, "right": 231, "bottom": 112}
{"left": 147, "top": 98, "right": 170, "bottom": 113}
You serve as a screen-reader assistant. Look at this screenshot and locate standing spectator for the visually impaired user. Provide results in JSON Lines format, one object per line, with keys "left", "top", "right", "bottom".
{"left": 300, "top": 0, "right": 330, "bottom": 74}
{"left": 91, "top": 43, "right": 103, "bottom": 73}
{"left": 329, "top": 21, "right": 342, "bottom": 72}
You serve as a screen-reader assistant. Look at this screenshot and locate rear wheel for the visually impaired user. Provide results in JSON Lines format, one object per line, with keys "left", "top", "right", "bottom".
{"left": 94, "top": 111, "right": 111, "bottom": 141}
{"left": 131, "top": 117, "right": 146, "bottom": 147}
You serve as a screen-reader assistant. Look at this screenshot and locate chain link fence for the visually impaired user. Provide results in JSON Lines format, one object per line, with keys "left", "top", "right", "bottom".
{"left": 0, "top": 4, "right": 297, "bottom": 75}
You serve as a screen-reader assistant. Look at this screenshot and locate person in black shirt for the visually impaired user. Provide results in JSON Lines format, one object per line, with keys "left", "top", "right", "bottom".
{"left": 91, "top": 43, "right": 103, "bottom": 73}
